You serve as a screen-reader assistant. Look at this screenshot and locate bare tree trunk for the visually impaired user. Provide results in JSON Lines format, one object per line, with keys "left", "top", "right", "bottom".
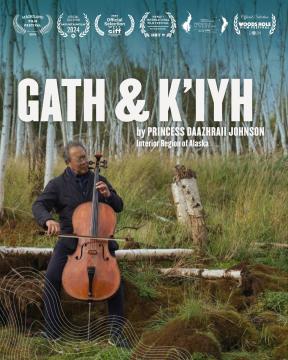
{"left": 0, "top": 1, "right": 15, "bottom": 216}
{"left": 11, "top": 77, "right": 17, "bottom": 154}
{"left": 171, "top": 182, "right": 190, "bottom": 224}
{"left": 58, "top": 38, "right": 68, "bottom": 147}
{"left": 44, "top": 0, "right": 58, "bottom": 186}
{"left": 171, "top": 165, "right": 207, "bottom": 250}
{"left": 0, "top": 1, "right": 6, "bottom": 80}
{"left": 15, "top": 21, "right": 25, "bottom": 158}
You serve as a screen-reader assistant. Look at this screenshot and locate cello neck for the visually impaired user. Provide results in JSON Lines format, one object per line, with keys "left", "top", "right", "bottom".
{"left": 91, "top": 154, "right": 101, "bottom": 236}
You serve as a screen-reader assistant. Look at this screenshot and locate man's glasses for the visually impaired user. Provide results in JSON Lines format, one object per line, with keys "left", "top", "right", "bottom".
{"left": 71, "top": 155, "right": 88, "bottom": 164}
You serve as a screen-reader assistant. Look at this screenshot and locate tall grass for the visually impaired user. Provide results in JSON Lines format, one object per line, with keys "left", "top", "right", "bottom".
{"left": 3, "top": 157, "right": 35, "bottom": 217}
{"left": 2, "top": 152, "right": 288, "bottom": 261}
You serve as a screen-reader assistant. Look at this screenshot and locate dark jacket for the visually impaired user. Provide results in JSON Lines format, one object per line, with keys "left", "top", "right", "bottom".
{"left": 32, "top": 168, "right": 123, "bottom": 250}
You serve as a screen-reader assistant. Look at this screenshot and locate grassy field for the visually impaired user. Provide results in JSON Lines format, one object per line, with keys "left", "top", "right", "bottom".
{"left": 1, "top": 152, "right": 288, "bottom": 359}
{"left": 2, "top": 151, "right": 288, "bottom": 263}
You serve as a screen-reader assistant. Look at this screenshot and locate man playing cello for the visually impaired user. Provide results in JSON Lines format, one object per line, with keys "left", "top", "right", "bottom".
{"left": 32, "top": 141, "right": 128, "bottom": 347}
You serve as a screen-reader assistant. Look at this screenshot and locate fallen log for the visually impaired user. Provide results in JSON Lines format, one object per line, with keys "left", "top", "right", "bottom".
{"left": 255, "top": 242, "right": 288, "bottom": 249}
{"left": 116, "top": 249, "right": 194, "bottom": 260}
{"left": 159, "top": 268, "right": 242, "bottom": 285}
{"left": 0, "top": 246, "right": 194, "bottom": 261}
{"left": 0, "top": 246, "right": 52, "bottom": 255}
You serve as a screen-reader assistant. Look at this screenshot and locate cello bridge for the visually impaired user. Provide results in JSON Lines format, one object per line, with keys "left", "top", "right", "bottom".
{"left": 88, "top": 250, "right": 98, "bottom": 255}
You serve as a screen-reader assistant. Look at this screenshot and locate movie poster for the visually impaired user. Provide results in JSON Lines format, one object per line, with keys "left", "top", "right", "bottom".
{"left": 0, "top": 0, "right": 287, "bottom": 359}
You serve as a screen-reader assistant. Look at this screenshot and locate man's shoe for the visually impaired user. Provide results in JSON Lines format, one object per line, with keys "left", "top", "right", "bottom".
{"left": 108, "top": 334, "right": 132, "bottom": 349}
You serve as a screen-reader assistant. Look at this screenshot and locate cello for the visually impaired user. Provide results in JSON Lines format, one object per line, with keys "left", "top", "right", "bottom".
{"left": 61, "top": 153, "right": 121, "bottom": 301}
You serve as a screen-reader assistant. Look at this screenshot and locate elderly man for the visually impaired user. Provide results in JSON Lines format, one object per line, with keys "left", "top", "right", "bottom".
{"left": 32, "top": 141, "right": 128, "bottom": 347}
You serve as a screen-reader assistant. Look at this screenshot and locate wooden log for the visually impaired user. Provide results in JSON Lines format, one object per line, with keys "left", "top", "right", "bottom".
{"left": 0, "top": 246, "right": 52, "bottom": 255}
{"left": 181, "top": 178, "right": 204, "bottom": 215}
{"left": 171, "top": 165, "right": 207, "bottom": 248}
{"left": 0, "top": 246, "right": 194, "bottom": 260}
{"left": 255, "top": 242, "right": 288, "bottom": 249}
{"left": 171, "top": 182, "right": 190, "bottom": 224}
{"left": 159, "top": 268, "right": 242, "bottom": 284}
{"left": 116, "top": 248, "right": 194, "bottom": 260}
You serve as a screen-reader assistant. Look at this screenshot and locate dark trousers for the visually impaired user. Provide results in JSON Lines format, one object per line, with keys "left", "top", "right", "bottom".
{"left": 43, "top": 240, "right": 124, "bottom": 339}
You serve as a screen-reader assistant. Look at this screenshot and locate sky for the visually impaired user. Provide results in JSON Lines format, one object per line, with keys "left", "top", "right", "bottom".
{"left": 1, "top": 0, "right": 287, "bottom": 86}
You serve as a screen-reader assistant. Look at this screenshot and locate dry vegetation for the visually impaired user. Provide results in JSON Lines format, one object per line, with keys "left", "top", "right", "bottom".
{"left": 0, "top": 152, "right": 288, "bottom": 359}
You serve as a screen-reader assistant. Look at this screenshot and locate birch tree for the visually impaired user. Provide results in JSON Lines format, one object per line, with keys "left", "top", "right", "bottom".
{"left": 0, "top": 0, "right": 15, "bottom": 216}
{"left": 15, "top": 0, "right": 25, "bottom": 158}
{"left": 44, "top": 0, "right": 58, "bottom": 186}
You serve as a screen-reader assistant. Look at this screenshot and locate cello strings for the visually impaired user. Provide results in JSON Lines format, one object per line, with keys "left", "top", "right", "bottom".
{"left": 90, "top": 158, "right": 99, "bottom": 251}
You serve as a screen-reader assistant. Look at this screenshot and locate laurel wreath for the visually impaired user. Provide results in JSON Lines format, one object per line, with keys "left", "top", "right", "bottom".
{"left": 57, "top": 13, "right": 90, "bottom": 38}
{"left": 13, "top": 15, "right": 26, "bottom": 34}
{"left": 79, "top": 13, "right": 90, "bottom": 37}
{"left": 166, "top": 12, "right": 176, "bottom": 37}
{"left": 125, "top": 15, "right": 135, "bottom": 36}
{"left": 269, "top": 14, "right": 276, "bottom": 35}
{"left": 57, "top": 13, "right": 68, "bottom": 37}
{"left": 39, "top": 15, "right": 53, "bottom": 35}
{"left": 140, "top": 12, "right": 150, "bottom": 38}
{"left": 234, "top": 14, "right": 240, "bottom": 35}
{"left": 95, "top": 15, "right": 104, "bottom": 36}
{"left": 14, "top": 14, "right": 53, "bottom": 36}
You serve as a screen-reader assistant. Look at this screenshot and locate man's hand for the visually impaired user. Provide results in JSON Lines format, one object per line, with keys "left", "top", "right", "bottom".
{"left": 96, "top": 181, "right": 111, "bottom": 198}
{"left": 45, "top": 220, "right": 60, "bottom": 235}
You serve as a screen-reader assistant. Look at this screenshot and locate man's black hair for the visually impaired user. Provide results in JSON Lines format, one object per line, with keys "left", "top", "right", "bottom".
{"left": 63, "top": 141, "right": 86, "bottom": 164}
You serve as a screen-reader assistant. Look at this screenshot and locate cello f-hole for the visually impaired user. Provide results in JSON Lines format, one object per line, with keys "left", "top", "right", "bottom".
{"left": 75, "top": 242, "right": 88, "bottom": 260}
{"left": 101, "top": 243, "right": 110, "bottom": 261}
